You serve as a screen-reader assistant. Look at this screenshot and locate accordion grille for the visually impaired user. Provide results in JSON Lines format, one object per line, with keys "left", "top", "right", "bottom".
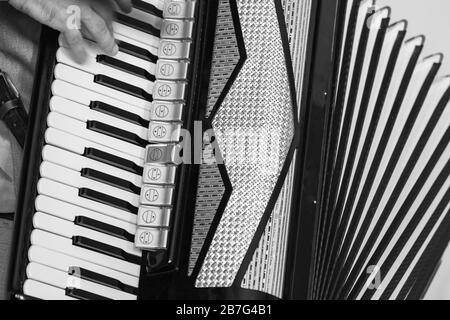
{"left": 205, "top": 0, "right": 242, "bottom": 118}
{"left": 282, "top": 0, "right": 313, "bottom": 117}
{"left": 189, "top": 165, "right": 226, "bottom": 275}
{"left": 191, "top": 0, "right": 307, "bottom": 292}
{"left": 188, "top": 0, "right": 240, "bottom": 275}
{"left": 241, "top": 154, "right": 298, "bottom": 297}
{"left": 240, "top": 0, "right": 312, "bottom": 298}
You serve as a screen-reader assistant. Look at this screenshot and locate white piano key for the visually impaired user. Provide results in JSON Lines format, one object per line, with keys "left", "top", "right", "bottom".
{"left": 52, "top": 80, "right": 150, "bottom": 119}
{"left": 23, "top": 279, "right": 76, "bottom": 300}
{"left": 33, "top": 212, "right": 141, "bottom": 257}
{"left": 54, "top": 64, "right": 152, "bottom": 110}
{"left": 37, "top": 179, "right": 137, "bottom": 224}
{"left": 47, "top": 112, "right": 146, "bottom": 159}
{"left": 50, "top": 96, "right": 148, "bottom": 140}
{"left": 50, "top": 96, "right": 148, "bottom": 139}
{"left": 100, "top": 47, "right": 155, "bottom": 74}
{"left": 59, "top": 35, "right": 156, "bottom": 73}
{"left": 114, "top": 32, "right": 159, "bottom": 56}
{"left": 27, "top": 263, "right": 137, "bottom": 300}
{"left": 28, "top": 246, "right": 139, "bottom": 289}
{"left": 113, "top": 22, "right": 160, "bottom": 49}
{"left": 40, "top": 161, "right": 140, "bottom": 208}
{"left": 45, "top": 128, "right": 144, "bottom": 167}
{"left": 42, "top": 145, "right": 142, "bottom": 187}
{"left": 57, "top": 48, "right": 154, "bottom": 94}
{"left": 31, "top": 230, "right": 141, "bottom": 277}
{"left": 141, "top": 0, "right": 164, "bottom": 10}
{"left": 128, "top": 7, "right": 163, "bottom": 29}
{"left": 35, "top": 195, "right": 137, "bottom": 236}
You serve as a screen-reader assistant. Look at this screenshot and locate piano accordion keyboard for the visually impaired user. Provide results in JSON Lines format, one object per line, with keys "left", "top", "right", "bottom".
{"left": 22, "top": 0, "right": 196, "bottom": 300}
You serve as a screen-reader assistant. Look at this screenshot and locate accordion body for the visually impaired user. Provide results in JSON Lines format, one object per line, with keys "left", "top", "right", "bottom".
{"left": 7, "top": 0, "right": 450, "bottom": 300}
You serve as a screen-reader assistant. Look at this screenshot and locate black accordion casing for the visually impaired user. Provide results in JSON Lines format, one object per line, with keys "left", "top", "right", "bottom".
{"left": 7, "top": 0, "right": 450, "bottom": 300}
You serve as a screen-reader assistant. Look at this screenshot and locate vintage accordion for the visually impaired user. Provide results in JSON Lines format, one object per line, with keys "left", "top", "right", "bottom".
{"left": 7, "top": 0, "right": 450, "bottom": 300}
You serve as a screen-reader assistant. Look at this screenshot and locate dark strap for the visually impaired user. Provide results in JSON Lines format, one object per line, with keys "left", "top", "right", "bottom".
{"left": 1, "top": 100, "right": 28, "bottom": 148}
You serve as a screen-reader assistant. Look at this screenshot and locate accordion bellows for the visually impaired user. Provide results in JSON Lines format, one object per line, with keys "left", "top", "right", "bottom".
{"left": 190, "top": 0, "right": 450, "bottom": 299}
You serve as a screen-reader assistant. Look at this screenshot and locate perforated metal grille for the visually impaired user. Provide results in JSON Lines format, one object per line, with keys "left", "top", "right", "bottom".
{"left": 240, "top": 0, "right": 312, "bottom": 298}
{"left": 189, "top": 165, "right": 225, "bottom": 275}
{"left": 283, "top": 0, "right": 312, "bottom": 117}
{"left": 241, "top": 153, "right": 297, "bottom": 297}
{"left": 188, "top": 0, "right": 240, "bottom": 275}
{"left": 196, "top": 0, "right": 296, "bottom": 288}
{"left": 205, "top": 0, "right": 242, "bottom": 118}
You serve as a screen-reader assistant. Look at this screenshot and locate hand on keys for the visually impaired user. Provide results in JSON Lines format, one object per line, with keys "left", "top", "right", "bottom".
{"left": 8, "top": 0, "right": 133, "bottom": 62}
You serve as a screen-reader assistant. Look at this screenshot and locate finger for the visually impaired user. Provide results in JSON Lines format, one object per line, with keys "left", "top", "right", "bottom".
{"left": 9, "top": 0, "right": 64, "bottom": 31}
{"left": 81, "top": 8, "right": 118, "bottom": 56}
{"left": 62, "top": 29, "right": 87, "bottom": 64}
{"left": 91, "top": 0, "right": 115, "bottom": 31}
{"left": 114, "top": 0, "right": 133, "bottom": 13}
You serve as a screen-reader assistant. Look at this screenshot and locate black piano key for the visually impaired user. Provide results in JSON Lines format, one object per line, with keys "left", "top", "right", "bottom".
{"left": 94, "top": 74, "right": 153, "bottom": 102}
{"left": 66, "top": 287, "right": 111, "bottom": 300}
{"left": 86, "top": 120, "right": 148, "bottom": 147}
{"left": 72, "top": 236, "right": 141, "bottom": 265}
{"left": 83, "top": 148, "right": 144, "bottom": 176}
{"left": 117, "top": 40, "right": 158, "bottom": 64}
{"left": 97, "top": 55, "right": 156, "bottom": 82}
{"left": 81, "top": 168, "right": 141, "bottom": 195}
{"left": 132, "top": 0, "right": 163, "bottom": 18}
{"left": 74, "top": 216, "right": 135, "bottom": 243}
{"left": 68, "top": 266, "right": 138, "bottom": 295}
{"left": 116, "top": 13, "right": 160, "bottom": 37}
{"left": 79, "top": 188, "right": 138, "bottom": 214}
{"left": 90, "top": 101, "right": 150, "bottom": 128}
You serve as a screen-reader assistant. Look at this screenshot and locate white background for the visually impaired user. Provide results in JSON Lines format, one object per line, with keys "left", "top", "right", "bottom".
{"left": 378, "top": 0, "right": 450, "bottom": 76}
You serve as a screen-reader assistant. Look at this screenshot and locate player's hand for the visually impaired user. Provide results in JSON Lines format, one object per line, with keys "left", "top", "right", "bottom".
{"left": 8, "top": 0, "right": 133, "bottom": 62}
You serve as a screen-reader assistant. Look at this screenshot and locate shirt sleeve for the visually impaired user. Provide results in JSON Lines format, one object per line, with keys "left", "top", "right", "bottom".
{"left": 0, "top": 3, "right": 41, "bottom": 213}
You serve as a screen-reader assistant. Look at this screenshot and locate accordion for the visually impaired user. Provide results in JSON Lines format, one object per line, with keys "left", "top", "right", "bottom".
{"left": 7, "top": 0, "right": 450, "bottom": 300}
